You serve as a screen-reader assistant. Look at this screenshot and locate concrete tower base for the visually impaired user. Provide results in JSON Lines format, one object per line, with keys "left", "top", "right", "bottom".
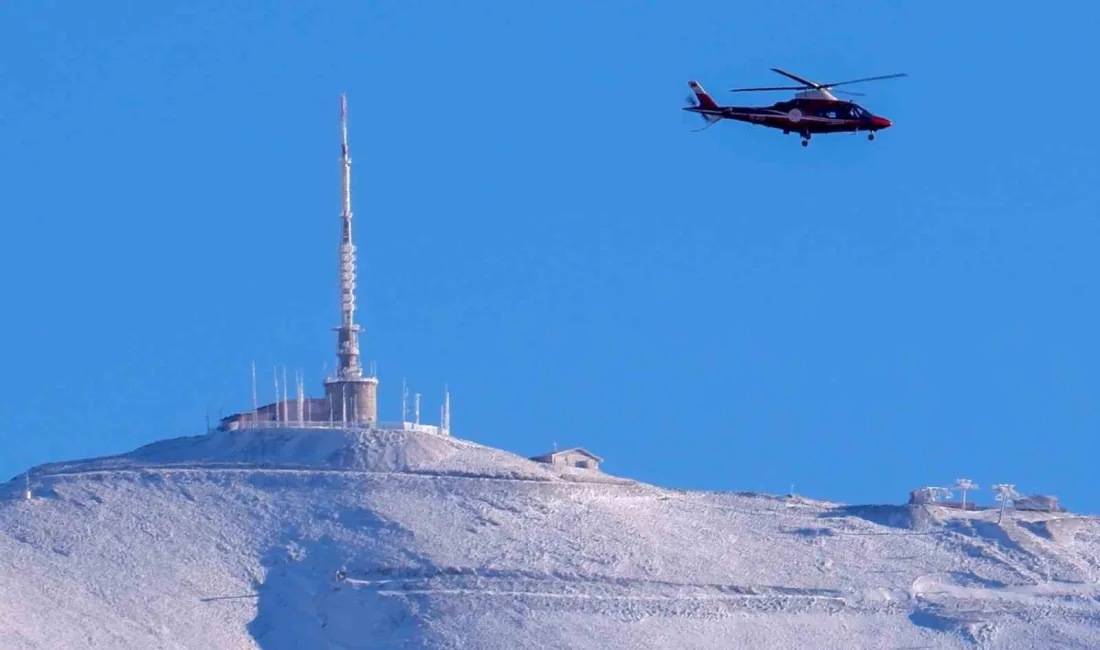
{"left": 324, "top": 377, "right": 379, "bottom": 424}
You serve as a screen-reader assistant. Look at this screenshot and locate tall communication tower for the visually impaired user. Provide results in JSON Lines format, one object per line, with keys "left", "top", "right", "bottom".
{"left": 323, "top": 94, "right": 379, "bottom": 424}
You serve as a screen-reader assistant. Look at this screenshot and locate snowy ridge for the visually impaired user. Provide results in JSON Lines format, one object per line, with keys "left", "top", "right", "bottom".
{"left": 23, "top": 427, "right": 632, "bottom": 484}
{"left": 3, "top": 427, "right": 1100, "bottom": 649}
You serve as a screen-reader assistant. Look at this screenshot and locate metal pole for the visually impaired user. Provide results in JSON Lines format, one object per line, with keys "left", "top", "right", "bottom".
{"left": 251, "top": 361, "right": 258, "bottom": 423}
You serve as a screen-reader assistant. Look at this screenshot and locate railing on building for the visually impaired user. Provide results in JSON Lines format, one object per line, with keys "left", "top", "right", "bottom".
{"left": 214, "top": 418, "right": 445, "bottom": 436}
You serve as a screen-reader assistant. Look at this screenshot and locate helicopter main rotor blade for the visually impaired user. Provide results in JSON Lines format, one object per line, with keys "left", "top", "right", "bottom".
{"left": 823, "top": 73, "right": 908, "bottom": 88}
{"left": 729, "top": 85, "right": 808, "bottom": 92}
{"left": 728, "top": 69, "right": 907, "bottom": 94}
{"left": 769, "top": 68, "right": 821, "bottom": 89}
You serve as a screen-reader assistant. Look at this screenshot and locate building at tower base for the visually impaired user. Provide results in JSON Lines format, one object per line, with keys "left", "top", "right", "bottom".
{"left": 215, "top": 394, "right": 447, "bottom": 435}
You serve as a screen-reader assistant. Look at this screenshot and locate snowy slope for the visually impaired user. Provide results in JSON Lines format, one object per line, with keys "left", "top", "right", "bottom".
{"left": 3, "top": 427, "right": 1100, "bottom": 649}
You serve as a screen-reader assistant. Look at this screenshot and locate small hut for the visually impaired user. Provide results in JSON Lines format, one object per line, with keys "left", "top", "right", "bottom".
{"left": 1014, "top": 494, "right": 1064, "bottom": 512}
{"left": 530, "top": 447, "right": 603, "bottom": 471}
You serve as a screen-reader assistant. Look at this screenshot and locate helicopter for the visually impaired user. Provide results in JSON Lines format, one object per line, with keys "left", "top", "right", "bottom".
{"left": 683, "top": 68, "right": 907, "bottom": 146}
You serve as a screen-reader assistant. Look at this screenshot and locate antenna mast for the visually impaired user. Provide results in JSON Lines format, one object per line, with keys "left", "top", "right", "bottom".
{"left": 440, "top": 385, "right": 450, "bottom": 435}
{"left": 336, "top": 94, "right": 362, "bottom": 379}
{"left": 402, "top": 377, "right": 408, "bottom": 423}
{"left": 273, "top": 367, "right": 280, "bottom": 423}
{"left": 251, "top": 361, "right": 258, "bottom": 424}
{"left": 296, "top": 370, "right": 305, "bottom": 425}
{"left": 322, "top": 94, "right": 379, "bottom": 424}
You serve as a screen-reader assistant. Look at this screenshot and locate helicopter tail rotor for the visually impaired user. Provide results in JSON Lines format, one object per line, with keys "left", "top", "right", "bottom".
{"left": 690, "top": 112, "right": 721, "bottom": 131}
{"left": 684, "top": 81, "right": 722, "bottom": 131}
{"left": 687, "top": 80, "right": 719, "bottom": 109}
{"left": 684, "top": 94, "right": 720, "bottom": 131}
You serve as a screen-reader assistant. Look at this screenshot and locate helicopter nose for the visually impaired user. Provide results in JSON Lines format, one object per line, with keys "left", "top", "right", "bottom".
{"left": 871, "top": 115, "right": 892, "bottom": 129}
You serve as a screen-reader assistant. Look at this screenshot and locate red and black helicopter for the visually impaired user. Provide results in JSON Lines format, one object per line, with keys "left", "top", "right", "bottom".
{"left": 683, "top": 68, "right": 907, "bottom": 146}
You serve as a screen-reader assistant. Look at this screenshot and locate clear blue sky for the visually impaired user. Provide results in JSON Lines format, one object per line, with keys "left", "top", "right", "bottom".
{"left": 2, "top": 2, "right": 1098, "bottom": 511}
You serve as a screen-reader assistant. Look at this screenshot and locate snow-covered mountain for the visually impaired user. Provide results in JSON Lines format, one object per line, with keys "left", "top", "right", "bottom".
{"left": 3, "top": 427, "right": 1099, "bottom": 649}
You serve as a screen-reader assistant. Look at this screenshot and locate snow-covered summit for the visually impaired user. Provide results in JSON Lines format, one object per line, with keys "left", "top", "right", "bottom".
{"left": 20, "top": 426, "right": 627, "bottom": 484}
{"left": 3, "top": 427, "right": 1100, "bottom": 649}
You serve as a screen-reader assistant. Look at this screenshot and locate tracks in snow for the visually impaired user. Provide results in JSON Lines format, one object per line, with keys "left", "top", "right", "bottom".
{"left": 27, "top": 463, "right": 636, "bottom": 490}
{"left": 333, "top": 566, "right": 913, "bottom": 618}
{"left": 334, "top": 564, "right": 1100, "bottom": 623}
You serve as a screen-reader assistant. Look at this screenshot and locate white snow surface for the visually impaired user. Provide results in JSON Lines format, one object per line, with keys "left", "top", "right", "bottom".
{"left": 3, "top": 426, "right": 1100, "bottom": 649}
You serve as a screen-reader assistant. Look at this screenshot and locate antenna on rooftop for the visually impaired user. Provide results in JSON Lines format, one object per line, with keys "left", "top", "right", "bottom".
{"left": 273, "top": 366, "right": 280, "bottom": 423}
{"left": 286, "top": 365, "right": 294, "bottom": 422}
{"left": 296, "top": 370, "right": 305, "bottom": 425}
{"left": 952, "top": 478, "right": 979, "bottom": 510}
{"left": 993, "top": 483, "right": 1020, "bottom": 523}
{"left": 402, "top": 378, "right": 408, "bottom": 423}
{"left": 251, "top": 361, "right": 259, "bottom": 423}
{"left": 440, "top": 385, "right": 451, "bottom": 435}
{"left": 414, "top": 393, "right": 421, "bottom": 426}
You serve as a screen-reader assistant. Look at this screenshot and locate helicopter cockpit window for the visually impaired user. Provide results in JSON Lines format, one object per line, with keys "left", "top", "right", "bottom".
{"left": 825, "top": 106, "right": 858, "bottom": 120}
{"left": 849, "top": 106, "right": 866, "bottom": 119}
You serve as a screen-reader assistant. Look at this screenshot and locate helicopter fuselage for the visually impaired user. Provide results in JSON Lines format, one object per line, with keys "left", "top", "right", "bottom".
{"left": 689, "top": 98, "right": 892, "bottom": 135}
{"left": 684, "top": 73, "right": 904, "bottom": 145}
